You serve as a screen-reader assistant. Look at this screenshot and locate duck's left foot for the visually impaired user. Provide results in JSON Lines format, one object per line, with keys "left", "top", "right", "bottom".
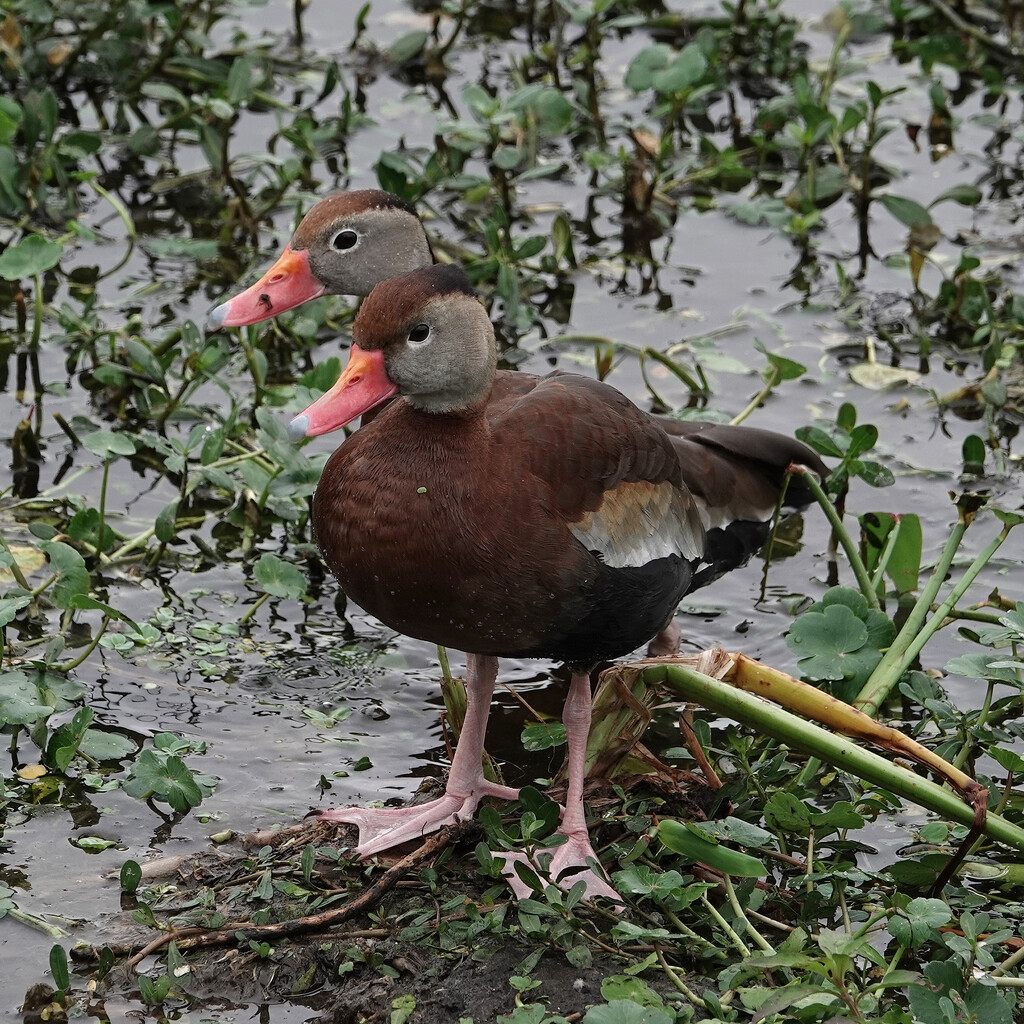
{"left": 498, "top": 833, "right": 622, "bottom": 905}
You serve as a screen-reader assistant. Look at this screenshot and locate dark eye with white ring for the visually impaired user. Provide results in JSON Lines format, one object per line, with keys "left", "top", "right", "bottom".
{"left": 331, "top": 229, "right": 359, "bottom": 251}
{"left": 407, "top": 323, "right": 431, "bottom": 346}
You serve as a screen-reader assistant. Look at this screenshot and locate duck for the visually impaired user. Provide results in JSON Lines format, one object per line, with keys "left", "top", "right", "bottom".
{"left": 287, "top": 262, "right": 828, "bottom": 901}
{"left": 207, "top": 190, "right": 434, "bottom": 329}
{"left": 207, "top": 186, "right": 819, "bottom": 534}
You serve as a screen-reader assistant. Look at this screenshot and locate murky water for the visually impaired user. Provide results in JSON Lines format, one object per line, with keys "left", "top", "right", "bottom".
{"left": 1, "top": 0, "right": 1022, "bottom": 1016}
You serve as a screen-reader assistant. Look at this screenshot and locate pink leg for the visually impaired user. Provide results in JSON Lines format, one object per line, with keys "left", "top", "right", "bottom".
{"left": 647, "top": 618, "right": 681, "bottom": 657}
{"left": 501, "top": 671, "right": 620, "bottom": 903}
{"left": 322, "top": 654, "right": 519, "bottom": 856}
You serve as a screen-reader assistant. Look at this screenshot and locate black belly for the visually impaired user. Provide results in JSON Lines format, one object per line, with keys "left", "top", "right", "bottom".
{"left": 515, "top": 553, "right": 696, "bottom": 668}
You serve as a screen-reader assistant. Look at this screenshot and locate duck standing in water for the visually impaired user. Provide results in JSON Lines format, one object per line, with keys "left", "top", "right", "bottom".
{"left": 284, "top": 263, "right": 826, "bottom": 900}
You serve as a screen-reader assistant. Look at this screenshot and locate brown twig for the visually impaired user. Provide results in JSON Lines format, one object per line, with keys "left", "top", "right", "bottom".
{"left": 678, "top": 707, "right": 722, "bottom": 789}
{"left": 75, "top": 825, "right": 469, "bottom": 972}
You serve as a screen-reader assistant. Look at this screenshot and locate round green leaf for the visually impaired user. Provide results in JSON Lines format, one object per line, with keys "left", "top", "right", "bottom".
{"left": 0, "top": 235, "right": 63, "bottom": 280}
{"left": 253, "top": 553, "right": 308, "bottom": 600}
{"left": 82, "top": 429, "right": 137, "bottom": 458}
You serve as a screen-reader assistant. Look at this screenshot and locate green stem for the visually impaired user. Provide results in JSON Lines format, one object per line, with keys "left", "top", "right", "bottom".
{"left": 954, "top": 679, "right": 995, "bottom": 772}
{"left": 6, "top": 907, "right": 68, "bottom": 939}
{"left": 856, "top": 518, "right": 1010, "bottom": 717}
{"left": 721, "top": 873, "right": 774, "bottom": 953}
{"left": 97, "top": 458, "right": 111, "bottom": 563}
{"left": 108, "top": 526, "right": 158, "bottom": 561}
{"left": 57, "top": 615, "right": 111, "bottom": 672}
{"left": 792, "top": 467, "right": 879, "bottom": 610}
{"left": 869, "top": 518, "right": 902, "bottom": 593}
{"left": 655, "top": 949, "right": 719, "bottom": 1008}
{"left": 31, "top": 274, "right": 43, "bottom": 349}
{"left": 730, "top": 365, "right": 780, "bottom": 427}
{"left": 699, "top": 892, "right": 750, "bottom": 956}
{"left": 0, "top": 533, "right": 31, "bottom": 590}
{"left": 238, "top": 592, "right": 270, "bottom": 625}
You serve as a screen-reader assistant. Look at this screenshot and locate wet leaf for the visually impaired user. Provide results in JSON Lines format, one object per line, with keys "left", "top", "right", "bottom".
{"left": 82, "top": 429, "right": 137, "bottom": 458}
{"left": 0, "top": 671, "right": 52, "bottom": 729}
{"left": 389, "top": 30, "right": 427, "bottom": 65}
{"left": 75, "top": 836, "right": 117, "bottom": 852}
{"left": 521, "top": 721, "right": 566, "bottom": 751}
{"left": 878, "top": 193, "right": 932, "bottom": 228}
{"left": 124, "top": 749, "right": 204, "bottom": 812}
{"left": 39, "top": 541, "right": 90, "bottom": 609}
{"left": 849, "top": 360, "right": 921, "bottom": 389}
{"left": 78, "top": 727, "right": 136, "bottom": 762}
{"left": 0, "top": 234, "right": 63, "bottom": 279}
{"left": 253, "top": 553, "right": 307, "bottom": 600}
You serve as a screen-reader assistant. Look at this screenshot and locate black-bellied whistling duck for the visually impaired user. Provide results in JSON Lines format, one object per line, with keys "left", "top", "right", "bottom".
{"left": 288, "top": 263, "right": 827, "bottom": 901}
{"left": 207, "top": 190, "right": 433, "bottom": 329}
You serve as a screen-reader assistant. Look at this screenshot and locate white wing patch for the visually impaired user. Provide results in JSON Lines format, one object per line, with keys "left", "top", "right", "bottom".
{"left": 694, "top": 495, "right": 777, "bottom": 532}
{"left": 569, "top": 480, "right": 704, "bottom": 568}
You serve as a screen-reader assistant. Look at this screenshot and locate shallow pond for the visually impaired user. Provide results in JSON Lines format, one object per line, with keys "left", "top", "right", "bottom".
{"left": 1, "top": 0, "right": 1022, "bottom": 1019}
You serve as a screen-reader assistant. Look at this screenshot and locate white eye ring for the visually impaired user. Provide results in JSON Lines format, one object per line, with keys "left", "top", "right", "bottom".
{"left": 331, "top": 229, "right": 360, "bottom": 251}
{"left": 407, "top": 323, "right": 431, "bottom": 347}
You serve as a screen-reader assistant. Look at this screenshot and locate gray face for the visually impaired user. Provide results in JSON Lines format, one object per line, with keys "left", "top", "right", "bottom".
{"left": 360, "top": 288, "right": 495, "bottom": 411}
{"left": 375, "top": 293, "right": 498, "bottom": 414}
{"left": 305, "top": 205, "right": 433, "bottom": 296}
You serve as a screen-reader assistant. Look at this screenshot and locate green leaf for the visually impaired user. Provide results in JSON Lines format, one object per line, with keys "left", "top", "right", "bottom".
{"left": 49, "top": 944, "right": 70, "bottom": 991}
{"left": 930, "top": 184, "right": 982, "bottom": 208}
{"left": 754, "top": 340, "right": 806, "bottom": 382}
{"left": 878, "top": 193, "right": 933, "bottom": 228}
{"left": 69, "top": 595, "right": 141, "bottom": 633}
{"left": 253, "top": 553, "right": 308, "bottom": 600}
{"left": 652, "top": 44, "right": 707, "bottom": 94}
{"left": 624, "top": 44, "right": 673, "bottom": 92}
{"left": 786, "top": 603, "right": 869, "bottom": 680}
{"left": 0, "top": 235, "right": 63, "bottom": 279}
{"left": 39, "top": 541, "right": 90, "bottom": 609}
{"left": 763, "top": 791, "right": 811, "bottom": 835}
{"left": 389, "top": 30, "right": 428, "bottom": 64}
{"left": 78, "top": 727, "right": 137, "bottom": 762}
{"left": 657, "top": 820, "right": 766, "bottom": 876}
{"left": 520, "top": 722, "right": 566, "bottom": 751}
{"left": 795, "top": 426, "right": 845, "bottom": 458}
{"left": 0, "top": 594, "right": 31, "bottom": 627}
{"left": 82, "top": 429, "right": 137, "bottom": 458}
{"left": 124, "top": 750, "right": 205, "bottom": 812}
{"left": 120, "top": 860, "right": 142, "bottom": 893}
{"left": 600, "top": 976, "right": 665, "bottom": 1008}
{"left": 582, "top": 1000, "right": 674, "bottom": 1024}
{"left": 155, "top": 499, "right": 180, "bottom": 543}
{"left": 49, "top": 706, "right": 94, "bottom": 771}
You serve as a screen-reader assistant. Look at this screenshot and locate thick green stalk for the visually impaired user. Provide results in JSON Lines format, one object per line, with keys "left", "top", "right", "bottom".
{"left": 856, "top": 516, "right": 1011, "bottom": 717}
{"left": 651, "top": 663, "right": 1024, "bottom": 853}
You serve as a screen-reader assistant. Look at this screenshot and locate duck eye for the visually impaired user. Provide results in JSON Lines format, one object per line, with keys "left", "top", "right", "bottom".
{"left": 331, "top": 229, "right": 359, "bottom": 251}
{"left": 408, "top": 323, "right": 431, "bottom": 346}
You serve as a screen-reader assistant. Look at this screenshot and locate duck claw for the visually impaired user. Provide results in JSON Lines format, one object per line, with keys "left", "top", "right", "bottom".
{"left": 321, "top": 778, "right": 520, "bottom": 857}
{"left": 497, "top": 835, "right": 622, "bottom": 906}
